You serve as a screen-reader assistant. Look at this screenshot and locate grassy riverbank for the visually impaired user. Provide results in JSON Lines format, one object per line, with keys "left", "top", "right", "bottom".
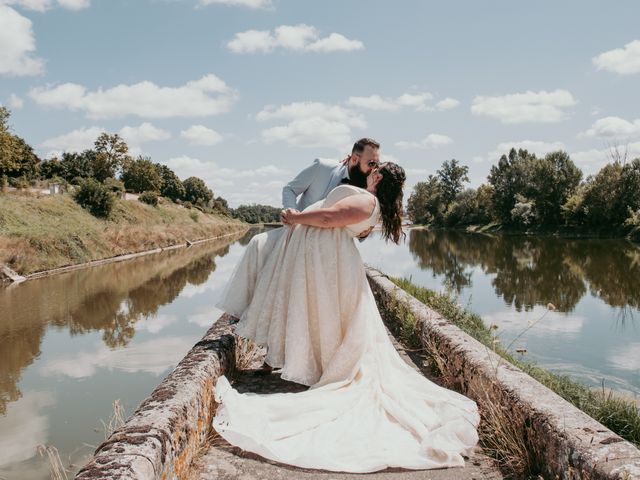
{"left": 0, "top": 191, "right": 247, "bottom": 275}
{"left": 390, "top": 276, "right": 640, "bottom": 450}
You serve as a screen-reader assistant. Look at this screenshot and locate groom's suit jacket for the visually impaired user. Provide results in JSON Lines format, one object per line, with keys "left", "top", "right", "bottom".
{"left": 282, "top": 158, "right": 348, "bottom": 211}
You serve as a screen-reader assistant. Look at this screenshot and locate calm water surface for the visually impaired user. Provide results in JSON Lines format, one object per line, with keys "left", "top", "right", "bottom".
{"left": 1, "top": 226, "right": 639, "bottom": 478}
{"left": 0, "top": 229, "right": 256, "bottom": 479}
{"left": 358, "top": 229, "right": 640, "bottom": 398}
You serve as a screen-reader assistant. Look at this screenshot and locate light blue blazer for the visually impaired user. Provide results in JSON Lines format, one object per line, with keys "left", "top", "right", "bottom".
{"left": 282, "top": 158, "right": 348, "bottom": 210}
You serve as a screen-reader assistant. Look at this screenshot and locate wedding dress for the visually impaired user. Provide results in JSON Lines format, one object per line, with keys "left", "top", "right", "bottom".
{"left": 213, "top": 185, "right": 480, "bottom": 473}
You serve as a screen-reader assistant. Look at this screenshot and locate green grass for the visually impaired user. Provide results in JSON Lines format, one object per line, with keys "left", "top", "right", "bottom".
{"left": 390, "top": 276, "right": 640, "bottom": 448}
{"left": 0, "top": 191, "right": 246, "bottom": 274}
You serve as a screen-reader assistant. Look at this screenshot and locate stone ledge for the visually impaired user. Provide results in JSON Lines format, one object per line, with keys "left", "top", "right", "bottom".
{"left": 366, "top": 266, "right": 640, "bottom": 480}
{"left": 75, "top": 315, "right": 236, "bottom": 480}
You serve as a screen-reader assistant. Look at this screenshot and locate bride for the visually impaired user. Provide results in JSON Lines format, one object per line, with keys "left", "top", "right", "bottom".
{"left": 213, "top": 162, "right": 480, "bottom": 473}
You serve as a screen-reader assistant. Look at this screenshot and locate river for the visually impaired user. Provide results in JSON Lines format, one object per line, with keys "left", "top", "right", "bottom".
{"left": 1, "top": 226, "right": 638, "bottom": 478}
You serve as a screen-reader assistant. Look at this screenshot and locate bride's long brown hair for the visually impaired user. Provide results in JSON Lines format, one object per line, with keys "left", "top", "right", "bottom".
{"left": 375, "top": 162, "right": 406, "bottom": 244}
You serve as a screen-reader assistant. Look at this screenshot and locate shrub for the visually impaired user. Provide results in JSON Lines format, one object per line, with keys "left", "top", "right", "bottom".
{"left": 104, "top": 177, "right": 125, "bottom": 195}
{"left": 189, "top": 210, "right": 199, "bottom": 222}
{"left": 138, "top": 191, "right": 159, "bottom": 207}
{"left": 73, "top": 178, "right": 114, "bottom": 218}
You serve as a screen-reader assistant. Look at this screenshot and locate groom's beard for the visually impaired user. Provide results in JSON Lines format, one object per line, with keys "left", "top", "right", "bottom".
{"left": 347, "top": 164, "right": 369, "bottom": 188}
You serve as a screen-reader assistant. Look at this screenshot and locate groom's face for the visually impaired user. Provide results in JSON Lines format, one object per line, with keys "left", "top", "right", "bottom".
{"left": 351, "top": 145, "right": 380, "bottom": 176}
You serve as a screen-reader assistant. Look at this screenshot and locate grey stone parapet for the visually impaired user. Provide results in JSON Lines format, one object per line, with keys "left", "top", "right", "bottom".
{"left": 75, "top": 315, "right": 236, "bottom": 480}
{"left": 365, "top": 266, "right": 640, "bottom": 480}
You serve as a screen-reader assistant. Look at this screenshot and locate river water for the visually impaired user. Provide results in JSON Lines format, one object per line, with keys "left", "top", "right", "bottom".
{"left": 0, "top": 226, "right": 638, "bottom": 478}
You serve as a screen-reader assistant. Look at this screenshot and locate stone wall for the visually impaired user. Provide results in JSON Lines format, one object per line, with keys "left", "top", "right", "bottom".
{"left": 366, "top": 267, "right": 640, "bottom": 480}
{"left": 75, "top": 316, "right": 236, "bottom": 480}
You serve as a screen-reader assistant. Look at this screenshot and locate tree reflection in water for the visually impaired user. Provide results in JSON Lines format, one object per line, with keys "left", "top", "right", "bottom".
{"left": 0, "top": 232, "right": 244, "bottom": 414}
{"left": 407, "top": 229, "right": 640, "bottom": 314}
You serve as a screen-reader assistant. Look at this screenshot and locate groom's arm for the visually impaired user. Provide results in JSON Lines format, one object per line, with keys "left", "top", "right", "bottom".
{"left": 282, "top": 159, "right": 321, "bottom": 209}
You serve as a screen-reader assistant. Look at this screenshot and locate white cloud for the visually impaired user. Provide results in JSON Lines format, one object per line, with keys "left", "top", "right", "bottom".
{"left": 162, "top": 155, "right": 290, "bottom": 207}
{"left": 0, "top": 5, "right": 44, "bottom": 76}
{"left": 40, "top": 122, "right": 170, "bottom": 155}
{"left": 0, "top": 391, "right": 54, "bottom": 468}
{"left": 395, "top": 133, "right": 453, "bottom": 150}
{"left": 40, "top": 336, "right": 197, "bottom": 378}
{"left": 257, "top": 101, "right": 366, "bottom": 149}
{"left": 119, "top": 122, "right": 170, "bottom": 145}
{"left": 482, "top": 308, "right": 585, "bottom": 338}
{"left": 2, "top": 0, "right": 90, "bottom": 10}
{"left": 348, "top": 92, "right": 434, "bottom": 112}
{"left": 56, "top": 0, "right": 89, "bottom": 9}
{"left": 471, "top": 89, "right": 576, "bottom": 124}
{"left": 7, "top": 93, "right": 24, "bottom": 109}
{"left": 41, "top": 125, "right": 103, "bottom": 152}
{"left": 227, "top": 24, "right": 363, "bottom": 54}
{"left": 581, "top": 116, "right": 640, "bottom": 140}
{"left": 435, "top": 97, "right": 460, "bottom": 110}
{"left": 571, "top": 142, "right": 640, "bottom": 175}
{"left": 29, "top": 74, "right": 237, "bottom": 119}
{"left": 593, "top": 39, "right": 640, "bottom": 75}
{"left": 197, "top": 0, "right": 271, "bottom": 8}
{"left": 608, "top": 342, "right": 640, "bottom": 371}
{"left": 487, "top": 140, "right": 566, "bottom": 162}
{"left": 180, "top": 125, "right": 223, "bottom": 146}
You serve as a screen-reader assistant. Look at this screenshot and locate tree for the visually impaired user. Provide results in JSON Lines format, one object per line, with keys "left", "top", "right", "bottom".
{"left": 59, "top": 151, "right": 94, "bottom": 183}
{"left": 212, "top": 196, "right": 229, "bottom": 215}
{"left": 230, "top": 204, "right": 281, "bottom": 223}
{"left": 156, "top": 164, "right": 185, "bottom": 201}
{"left": 406, "top": 175, "right": 444, "bottom": 224}
{"left": 488, "top": 148, "right": 537, "bottom": 224}
{"left": 530, "top": 151, "right": 582, "bottom": 226}
{"left": 437, "top": 159, "right": 469, "bottom": 207}
{"left": 39, "top": 157, "right": 64, "bottom": 179}
{"left": 120, "top": 156, "right": 162, "bottom": 193}
{"left": 0, "top": 107, "right": 40, "bottom": 179}
{"left": 182, "top": 176, "right": 213, "bottom": 206}
{"left": 93, "top": 133, "right": 130, "bottom": 182}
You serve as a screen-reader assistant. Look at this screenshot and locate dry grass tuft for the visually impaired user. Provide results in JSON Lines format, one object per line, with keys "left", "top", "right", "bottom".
{"left": 100, "top": 399, "right": 126, "bottom": 439}
{"left": 234, "top": 335, "right": 266, "bottom": 370}
{"left": 37, "top": 444, "right": 69, "bottom": 480}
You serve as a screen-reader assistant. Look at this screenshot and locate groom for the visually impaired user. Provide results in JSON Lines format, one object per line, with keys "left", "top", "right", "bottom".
{"left": 281, "top": 137, "right": 381, "bottom": 213}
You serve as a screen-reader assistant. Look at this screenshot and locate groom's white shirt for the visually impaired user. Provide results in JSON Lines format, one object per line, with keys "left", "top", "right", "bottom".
{"left": 282, "top": 158, "right": 348, "bottom": 210}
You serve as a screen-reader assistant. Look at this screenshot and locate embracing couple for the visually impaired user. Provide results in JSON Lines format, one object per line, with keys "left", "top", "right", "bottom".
{"left": 213, "top": 138, "right": 480, "bottom": 473}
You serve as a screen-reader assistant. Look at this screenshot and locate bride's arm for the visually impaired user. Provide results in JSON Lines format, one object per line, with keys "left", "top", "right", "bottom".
{"left": 282, "top": 195, "right": 375, "bottom": 228}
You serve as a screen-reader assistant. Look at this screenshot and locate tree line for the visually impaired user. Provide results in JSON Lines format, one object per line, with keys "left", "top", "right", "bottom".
{"left": 0, "top": 106, "right": 279, "bottom": 222}
{"left": 407, "top": 149, "right": 640, "bottom": 237}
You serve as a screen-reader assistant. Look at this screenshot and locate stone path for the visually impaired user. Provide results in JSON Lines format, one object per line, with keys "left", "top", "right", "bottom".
{"left": 192, "top": 331, "right": 503, "bottom": 479}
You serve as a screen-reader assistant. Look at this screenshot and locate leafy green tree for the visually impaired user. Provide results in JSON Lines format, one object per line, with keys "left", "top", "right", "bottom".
{"left": 531, "top": 151, "right": 582, "bottom": 226}
{"left": 231, "top": 204, "right": 281, "bottom": 223}
{"left": 406, "top": 175, "right": 444, "bottom": 224}
{"left": 437, "top": 159, "right": 469, "bottom": 207}
{"left": 444, "top": 185, "right": 494, "bottom": 226}
{"left": 93, "top": 133, "right": 130, "bottom": 182}
{"left": 212, "top": 196, "right": 229, "bottom": 215}
{"left": 488, "top": 148, "right": 537, "bottom": 224}
{"left": 60, "top": 151, "right": 94, "bottom": 183}
{"left": 0, "top": 107, "right": 40, "bottom": 180}
{"left": 156, "top": 164, "right": 185, "bottom": 201}
{"left": 39, "top": 157, "right": 64, "bottom": 179}
{"left": 120, "top": 156, "right": 162, "bottom": 193}
{"left": 182, "top": 176, "right": 213, "bottom": 206}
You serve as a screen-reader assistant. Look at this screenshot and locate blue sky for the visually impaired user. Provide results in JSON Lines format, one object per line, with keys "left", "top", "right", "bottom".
{"left": 1, "top": 0, "right": 639, "bottom": 206}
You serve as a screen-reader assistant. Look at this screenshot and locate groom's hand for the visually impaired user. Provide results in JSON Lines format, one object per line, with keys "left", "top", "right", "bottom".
{"left": 281, "top": 208, "right": 299, "bottom": 224}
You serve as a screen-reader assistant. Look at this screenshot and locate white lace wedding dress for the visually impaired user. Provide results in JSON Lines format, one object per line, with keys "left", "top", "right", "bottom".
{"left": 213, "top": 185, "right": 480, "bottom": 473}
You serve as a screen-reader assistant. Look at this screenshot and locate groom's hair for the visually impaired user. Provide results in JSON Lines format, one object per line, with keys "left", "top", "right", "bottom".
{"left": 352, "top": 138, "right": 380, "bottom": 153}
